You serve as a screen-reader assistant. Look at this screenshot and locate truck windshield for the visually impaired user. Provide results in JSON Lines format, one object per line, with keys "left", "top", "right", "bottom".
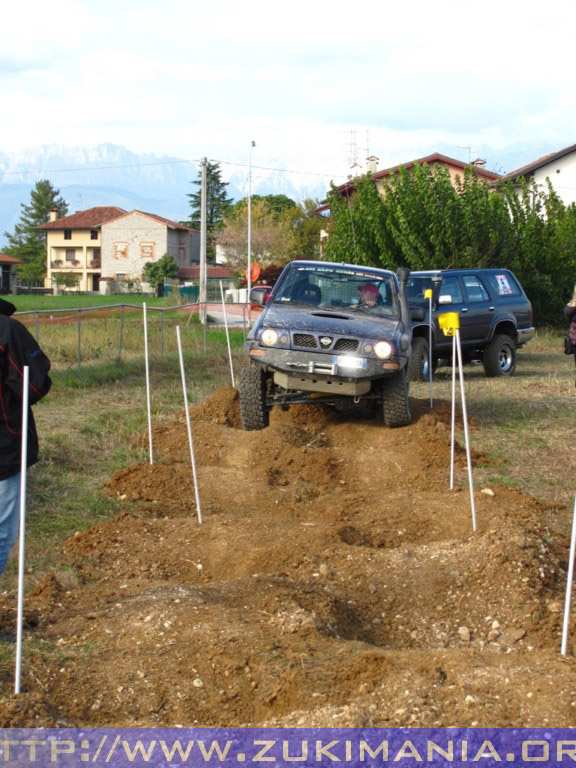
{"left": 273, "top": 266, "right": 398, "bottom": 318}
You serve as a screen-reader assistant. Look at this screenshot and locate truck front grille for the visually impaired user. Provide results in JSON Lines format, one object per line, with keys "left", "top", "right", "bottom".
{"left": 333, "top": 338, "right": 359, "bottom": 352}
{"left": 293, "top": 333, "right": 317, "bottom": 348}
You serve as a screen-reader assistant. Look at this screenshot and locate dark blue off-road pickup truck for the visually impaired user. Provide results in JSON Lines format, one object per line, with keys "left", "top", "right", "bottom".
{"left": 406, "top": 268, "right": 535, "bottom": 380}
{"left": 239, "top": 260, "right": 422, "bottom": 429}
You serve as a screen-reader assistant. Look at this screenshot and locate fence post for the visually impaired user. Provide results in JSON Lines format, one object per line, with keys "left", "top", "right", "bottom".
{"left": 118, "top": 305, "right": 125, "bottom": 362}
{"left": 34, "top": 312, "right": 39, "bottom": 342}
{"left": 160, "top": 310, "right": 164, "bottom": 356}
{"left": 77, "top": 309, "right": 82, "bottom": 370}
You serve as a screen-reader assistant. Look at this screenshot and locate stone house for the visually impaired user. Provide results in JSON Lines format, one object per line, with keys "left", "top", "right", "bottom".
{"left": 100, "top": 211, "right": 199, "bottom": 289}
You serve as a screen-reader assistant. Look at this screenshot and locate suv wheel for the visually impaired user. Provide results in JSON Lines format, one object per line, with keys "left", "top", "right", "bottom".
{"left": 482, "top": 334, "right": 516, "bottom": 377}
{"left": 380, "top": 369, "right": 411, "bottom": 427}
{"left": 239, "top": 366, "right": 270, "bottom": 430}
{"left": 407, "top": 336, "right": 430, "bottom": 381}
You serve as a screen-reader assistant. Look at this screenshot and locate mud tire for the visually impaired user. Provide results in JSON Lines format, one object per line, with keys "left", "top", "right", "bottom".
{"left": 239, "top": 366, "right": 270, "bottom": 430}
{"left": 381, "top": 369, "right": 411, "bottom": 427}
{"left": 482, "top": 334, "right": 516, "bottom": 377}
{"left": 407, "top": 336, "right": 430, "bottom": 381}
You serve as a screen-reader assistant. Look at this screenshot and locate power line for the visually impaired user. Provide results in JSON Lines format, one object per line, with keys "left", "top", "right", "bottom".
{"left": 0, "top": 154, "right": 343, "bottom": 182}
{"left": 0, "top": 157, "right": 198, "bottom": 177}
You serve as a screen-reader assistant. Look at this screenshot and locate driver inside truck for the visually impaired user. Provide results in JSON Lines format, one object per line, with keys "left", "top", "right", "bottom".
{"left": 357, "top": 283, "right": 383, "bottom": 308}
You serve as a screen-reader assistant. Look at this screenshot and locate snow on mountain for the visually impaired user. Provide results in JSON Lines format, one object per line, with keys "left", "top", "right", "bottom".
{"left": 0, "top": 140, "right": 569, "bottom": 249}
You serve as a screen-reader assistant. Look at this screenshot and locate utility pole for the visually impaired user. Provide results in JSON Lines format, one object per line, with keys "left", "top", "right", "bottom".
{"left": 247, "top": 140, "right": 256, "bottom": 302}
{"left": 199, "top": 157, "right": 207, "bottom": 320}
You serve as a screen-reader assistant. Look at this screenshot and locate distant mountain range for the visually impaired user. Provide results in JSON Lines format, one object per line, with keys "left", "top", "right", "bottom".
{"left": 0, "top": 141, "right": 565, "bottom": 249}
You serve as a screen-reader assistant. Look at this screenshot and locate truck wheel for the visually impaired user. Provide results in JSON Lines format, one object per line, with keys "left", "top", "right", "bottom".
{"left": 482, "top": 334, "right": 516, "bottom": 377}
{"left": 239, "top": 366, "right": 270, "bottom": 430}
{"left": 407, "top": 336, "right": 430, "bottom": 381}
{"left": 381, "top": 369, "right": 411, "bottom": 427}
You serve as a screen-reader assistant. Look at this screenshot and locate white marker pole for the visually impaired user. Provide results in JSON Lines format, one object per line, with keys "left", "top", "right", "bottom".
{"left": 427, "top": 291, "right": 433, "bottom": 408}
{"left": 143, "top": 303, "right": 153, "bottom": 464}
{"left": 176, "top": 326, "right": 202, "bottom": 525}
{"left": 455, "top": 327, "right": 477, "bottom": 532}
{"left": 561, "top": 496, "right": 576, "bottom": 655}
{"left": 219, "top": 281, "right": 235, "bottom": 388}
{"left": 449, "top": 332, "right": 457, "bottom": 490}
{"left": 15, "top": 366, "right": 29, "bottom": 694}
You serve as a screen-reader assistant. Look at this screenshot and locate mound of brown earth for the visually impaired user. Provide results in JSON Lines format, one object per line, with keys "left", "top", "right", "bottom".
{"left": 1, "top": 387, "right": 575, "bottom": 726}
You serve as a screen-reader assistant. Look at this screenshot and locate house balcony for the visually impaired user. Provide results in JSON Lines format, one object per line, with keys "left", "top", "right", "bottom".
{"left": 89, "top": 259, "right": 101, "bottom": 269}
{"left": 50, "top": 260, "right": 83, "bottom": 270}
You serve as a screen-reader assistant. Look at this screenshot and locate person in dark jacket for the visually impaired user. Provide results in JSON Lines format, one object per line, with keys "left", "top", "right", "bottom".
{"left": 564, "top": 286, "right": 576, "bottom": 382}
{"left": 0, "top": 298, "right": 51, "bottom": 592}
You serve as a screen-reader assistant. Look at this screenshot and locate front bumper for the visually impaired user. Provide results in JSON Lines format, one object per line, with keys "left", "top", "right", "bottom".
{"left": 248, "top": 345, "right": 406, "bottom": 396}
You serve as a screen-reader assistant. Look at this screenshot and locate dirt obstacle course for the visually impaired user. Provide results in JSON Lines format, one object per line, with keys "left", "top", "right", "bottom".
{"left": 1, "top": 387, "right": 574, "bottom": 726}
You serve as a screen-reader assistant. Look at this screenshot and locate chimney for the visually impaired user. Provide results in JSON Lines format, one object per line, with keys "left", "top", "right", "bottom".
{"left": 49, "top": 208, "right": 58, "bottom": 222}
{"left": 367, "top": 155, "right": 379, "bottom": 174}
{"left": 472, "top": 158, "right": 487, "bottom": 170}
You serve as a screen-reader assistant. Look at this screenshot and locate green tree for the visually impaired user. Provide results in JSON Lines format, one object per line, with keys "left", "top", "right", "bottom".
{"left": 142, "top": 254, "right": 179, "bottom": 296}
{"left": 324, "top": 166, "right": 576, "bottom": 325}
{"left": 231, "top": 194, "right": 298, "bottom": 221}
{"left": 217, "top": 197, "right": 324, "bottom": 274}
{"left": 4, "top": 179, "right": 68, "bottom": 282}
{"left": 217, "top": 198, "right": 294, "bottom": 272}
{"left": 187, "top": 161, "right": 234, "bottom": 261}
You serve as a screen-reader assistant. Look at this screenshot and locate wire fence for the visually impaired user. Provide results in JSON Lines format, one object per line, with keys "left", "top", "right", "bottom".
{"left": 14, "top": 302, "right": 255, "bottom": 369}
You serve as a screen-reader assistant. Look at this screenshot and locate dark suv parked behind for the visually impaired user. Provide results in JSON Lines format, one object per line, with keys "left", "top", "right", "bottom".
{"left": 407, "top": 268, "right": 535, "bottom": 380}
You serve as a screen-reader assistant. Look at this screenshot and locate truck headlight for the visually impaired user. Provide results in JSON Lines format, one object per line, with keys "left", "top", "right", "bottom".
{"left": 374, "top": 341, "right": 393, "bottom": 359}
{"left": 260, "top": 328, "right": 278, "bottom": 346}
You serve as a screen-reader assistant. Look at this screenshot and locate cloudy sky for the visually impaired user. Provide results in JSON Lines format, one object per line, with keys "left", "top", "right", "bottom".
{"left": 2, "top": 0, "right": 575, "bottom": 184}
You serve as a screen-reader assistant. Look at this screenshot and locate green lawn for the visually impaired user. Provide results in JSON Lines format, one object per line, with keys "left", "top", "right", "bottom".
{"left": 12, "top": 294, "right": 180, "bottom": 312}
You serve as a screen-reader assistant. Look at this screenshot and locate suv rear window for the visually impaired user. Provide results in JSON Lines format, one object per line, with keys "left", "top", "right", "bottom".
{"left": 483, "top": 272, "right": 521, "bottom": 297}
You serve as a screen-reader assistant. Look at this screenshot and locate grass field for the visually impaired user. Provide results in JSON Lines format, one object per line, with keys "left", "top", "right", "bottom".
{"left": 1, "top": 326, "right": 574, "bottom": 598}
{"left": 11, "top": 294, "right": 175, "bottom": 312}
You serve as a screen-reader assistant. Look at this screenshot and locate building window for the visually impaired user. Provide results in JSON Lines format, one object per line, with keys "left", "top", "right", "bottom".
{"left": 114, "top": 242, "right": 128, "bottom": 259}
{"left": 65, "top": 249, "right": 76, "bottom": 262}
{"left": 90, "top": 230, "right": 98, "bottom": 240}
{"left": 116, "top": 273, "right": 127, "bottom": 281}
{"left": 140, "top": 242, "right": 154, "bottom": 259}
{"left": 64, "top": 229, "right": 72, "bottom": 240}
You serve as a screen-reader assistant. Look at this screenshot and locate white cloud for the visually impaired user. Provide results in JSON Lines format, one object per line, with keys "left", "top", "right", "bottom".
{"left": 0, "top": 0, "right": 575, "bottom": 175}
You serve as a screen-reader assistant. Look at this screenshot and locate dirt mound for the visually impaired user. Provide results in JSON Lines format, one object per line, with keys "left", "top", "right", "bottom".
{"left": 1, "top": 388, "right": 575, "bottom": 726}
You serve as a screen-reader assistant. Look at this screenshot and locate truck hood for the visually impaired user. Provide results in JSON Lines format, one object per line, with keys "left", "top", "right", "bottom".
{"left": 260, "top": 303, "right": 400, "bottom": 338}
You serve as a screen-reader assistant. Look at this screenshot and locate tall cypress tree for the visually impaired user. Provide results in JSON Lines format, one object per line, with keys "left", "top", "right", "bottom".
{"left": 187, "top": 161, "right": 233, "bottom": 261}
{"left": 4, "top": 179, "right": 68, "bottom": 282}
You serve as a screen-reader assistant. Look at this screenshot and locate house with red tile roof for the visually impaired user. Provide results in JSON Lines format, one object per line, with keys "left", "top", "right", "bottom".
{"left": 317, "top": 152, "right": 501, "bottom": 213}
{"left": 0, "top": 253, "right": 20, "bottom": 294}
{"left": 39, "top": 207, "right": 199, "bottom": 292}
{"left": 490, "top": 143, "right": 576, "bottom": 206}
{"left": 100, "top": 210, "right": 199, "bottom": 289}
{"left": 39, "top": 206, "right": 127, "bottom": 292}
